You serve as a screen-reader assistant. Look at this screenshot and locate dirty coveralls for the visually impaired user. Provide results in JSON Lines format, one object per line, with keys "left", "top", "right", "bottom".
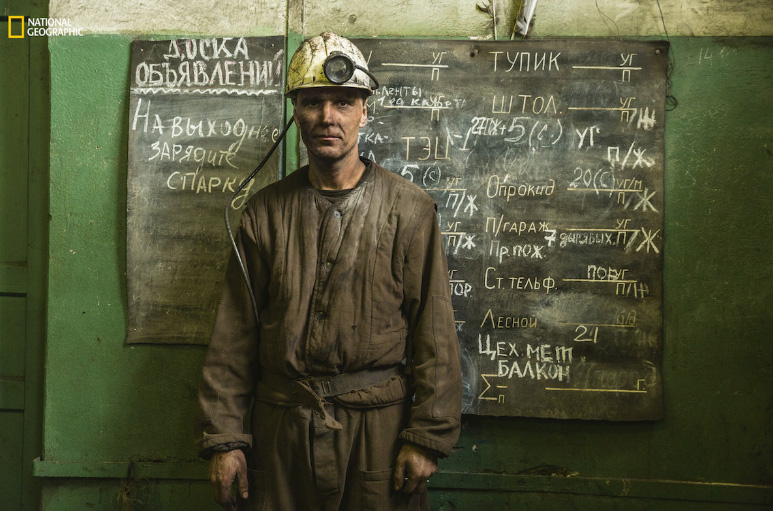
{"left": 196, "top": 160, "right": 463, "bottom": 511}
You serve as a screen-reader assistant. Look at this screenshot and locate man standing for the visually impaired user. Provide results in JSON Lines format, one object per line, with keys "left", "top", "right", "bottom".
{"left": 196, "top": 32, "right": 462, "bottom": 511}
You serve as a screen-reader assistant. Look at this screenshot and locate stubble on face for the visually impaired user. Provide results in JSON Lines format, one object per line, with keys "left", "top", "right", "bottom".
{"left": 292, "top": 87, "right": 368, "bottom": 166}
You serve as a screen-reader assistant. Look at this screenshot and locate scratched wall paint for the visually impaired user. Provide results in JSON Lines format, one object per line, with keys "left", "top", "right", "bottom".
{"left": 305, "top": 0, "right": 773, "bottom": 38}
{"left": 48, "top": 0, "right": 288, "bottom": 35}
{"left": 49, "top": 0, "right": 773, "bottom": 37}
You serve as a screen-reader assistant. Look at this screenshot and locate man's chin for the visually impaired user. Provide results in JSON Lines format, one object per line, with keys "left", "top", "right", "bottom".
{"left": 307, "top": 147, "right": 346, "bottom": 163}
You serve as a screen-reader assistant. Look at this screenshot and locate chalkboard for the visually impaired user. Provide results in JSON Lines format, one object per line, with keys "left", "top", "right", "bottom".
{"left": 354, "top": 38, "right": 667, "bottom": 420}
{"left": 126, "top": 36, "right": 285, "bottom": 344}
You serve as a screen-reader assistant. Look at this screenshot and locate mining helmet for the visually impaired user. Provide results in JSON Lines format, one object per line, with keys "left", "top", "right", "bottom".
{"left": 285, "top": 32, "right": 379, "bottom": 96}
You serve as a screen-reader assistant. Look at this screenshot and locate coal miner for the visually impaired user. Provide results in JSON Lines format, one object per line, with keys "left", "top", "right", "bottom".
{"left": 196, "top": 32, "right": 462, "bottom": 511}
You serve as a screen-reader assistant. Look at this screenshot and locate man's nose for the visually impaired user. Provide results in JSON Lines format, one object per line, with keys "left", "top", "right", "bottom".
{"left": 320, "top": 102, "right": 336, "bottom": 123}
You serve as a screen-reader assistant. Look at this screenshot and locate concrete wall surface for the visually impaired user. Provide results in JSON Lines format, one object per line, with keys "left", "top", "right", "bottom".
{"left": 50, "top": 0, "right": 773, "bottom": 37}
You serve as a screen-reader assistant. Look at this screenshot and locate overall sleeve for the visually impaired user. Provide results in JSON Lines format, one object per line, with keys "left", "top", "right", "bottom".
{"left": 399, "top": 203, "right": 463, "bottom": 457}
{"left": 195, "top": 207, "right": 265, "bottom": 458}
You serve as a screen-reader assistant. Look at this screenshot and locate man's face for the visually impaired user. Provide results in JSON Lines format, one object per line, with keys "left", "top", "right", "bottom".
{"left": 292, "top": 87, "right": 368, "bottom": 164}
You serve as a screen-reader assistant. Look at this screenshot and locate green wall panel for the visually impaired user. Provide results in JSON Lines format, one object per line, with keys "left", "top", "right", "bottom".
{"left": 41, "top": 479, "right": 219, "bottom": 511}
{"left": 0, "top": 296, "right": 26, "bottom": 380}
{"left": 43, "top": 34, "right": 772, "bottom": 509}
{"left": 430, "top": 490, "right": 772, "bottom": 511}
{"left": 661, "top": 37, "right": 771, "bottom": 485}
{"left": 0, "top": 26, "right": 29, "bottom": 263}
{"left": 2, "top": 6, "right": 48, "bottom": 509}
{"left": 46, "top": 35, "right": 208, "bottom": 463}
{"left": 0, "top": 411, "right": 24, "bottom": 510}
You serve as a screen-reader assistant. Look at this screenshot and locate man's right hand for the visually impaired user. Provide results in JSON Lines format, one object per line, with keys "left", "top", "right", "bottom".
{"left": 209, "top": 449, "right": 249, "bottom": 511}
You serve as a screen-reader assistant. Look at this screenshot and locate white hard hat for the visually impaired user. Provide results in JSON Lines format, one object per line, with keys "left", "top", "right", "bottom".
{"left": 285, "top": 32, "right": 378, "bottom": 96}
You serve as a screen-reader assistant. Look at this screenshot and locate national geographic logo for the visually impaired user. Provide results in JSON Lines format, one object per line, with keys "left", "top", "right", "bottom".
{"left": 4, "top": 16, "right": 84, "bottom": 38}
{"left": 7, "top": 16, "right": 24, "bottom": 38}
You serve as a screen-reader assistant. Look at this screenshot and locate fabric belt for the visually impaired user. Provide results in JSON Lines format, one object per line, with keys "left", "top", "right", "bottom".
{"left": 260, "top": 366, "right": 403, "bottom": 430}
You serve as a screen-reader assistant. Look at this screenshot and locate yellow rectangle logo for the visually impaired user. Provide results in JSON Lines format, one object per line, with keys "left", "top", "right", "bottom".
{"left": 8, "top": 16, "right": 25, "bottom": 38}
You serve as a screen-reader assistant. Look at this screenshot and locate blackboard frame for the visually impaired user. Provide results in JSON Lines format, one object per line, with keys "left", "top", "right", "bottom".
{"left": 126, "top": 35, "right": 286, "bottom": 345}
{"left": 354, "top": 38, "right": 668, "bottom": 420}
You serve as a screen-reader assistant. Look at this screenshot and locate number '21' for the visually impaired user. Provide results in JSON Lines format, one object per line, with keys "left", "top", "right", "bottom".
{"left": 574, "top": 325, "right": 598, "bottom": 343}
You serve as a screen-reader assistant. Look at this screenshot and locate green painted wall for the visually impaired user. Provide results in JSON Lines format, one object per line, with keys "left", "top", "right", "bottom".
{"left": 1, "top": 1, "right": 49, "bottom": 509}
{"left": 45, "top": 35, "right": 203, "bottom": 462}
{"left": 40, "top": 19, "right": 772, "bottom": 511}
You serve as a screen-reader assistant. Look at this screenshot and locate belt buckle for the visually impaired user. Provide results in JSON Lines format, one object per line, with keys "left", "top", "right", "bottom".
{"left": 293, "top": 376, "right": 332, "bottom": 400}
{"left": 293, "top": 376, "right": 333, "bottom": 399}
{"left": 319, "top": 377, "right": 333, "bottom": 396}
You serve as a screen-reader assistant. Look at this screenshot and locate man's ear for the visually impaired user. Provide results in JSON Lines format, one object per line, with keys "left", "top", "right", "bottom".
{"left": 359, "top": 98, "right": 368, "bottom": 128}
{"left": 290, "top": 97, "right": 299, "bottom": 126}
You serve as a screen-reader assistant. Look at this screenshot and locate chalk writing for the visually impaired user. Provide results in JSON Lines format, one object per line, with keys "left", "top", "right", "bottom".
{"left": 354, "top": 38, "right": 666, "bottom": 420}
{"left": 480, "top": 309, "right": 538, "bottom": 329}
{"left": 489, "top": 240, "right": 546, "bottom": 261}
{"left": 402, "top": 135, "right": 451, "bottom": 160}
{"left": 489, "top": 51, "right": 562, "bottom": 72}
{"left": 132, "top": 38, "right": 283, "bottom": 91}
{"left": 126, "top": 36, "right": 285, "bottom": 346}
{"left": 484, "top": 268, "right": 556, "bottom": 293}
{"left": 487, "top": 175, "right": 556, "bottom": 200}
{"left": 485, "top": 217, "right": 551, "bottom": 237}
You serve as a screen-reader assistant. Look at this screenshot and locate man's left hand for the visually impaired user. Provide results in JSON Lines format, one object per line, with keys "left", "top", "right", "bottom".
{"left": 393, "top": 444, "right": 437, "bottom": 493}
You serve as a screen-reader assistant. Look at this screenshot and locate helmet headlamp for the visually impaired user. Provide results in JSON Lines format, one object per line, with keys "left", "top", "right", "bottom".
{"left": 324, "top": 51, "right": 379, "bottom": 90}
